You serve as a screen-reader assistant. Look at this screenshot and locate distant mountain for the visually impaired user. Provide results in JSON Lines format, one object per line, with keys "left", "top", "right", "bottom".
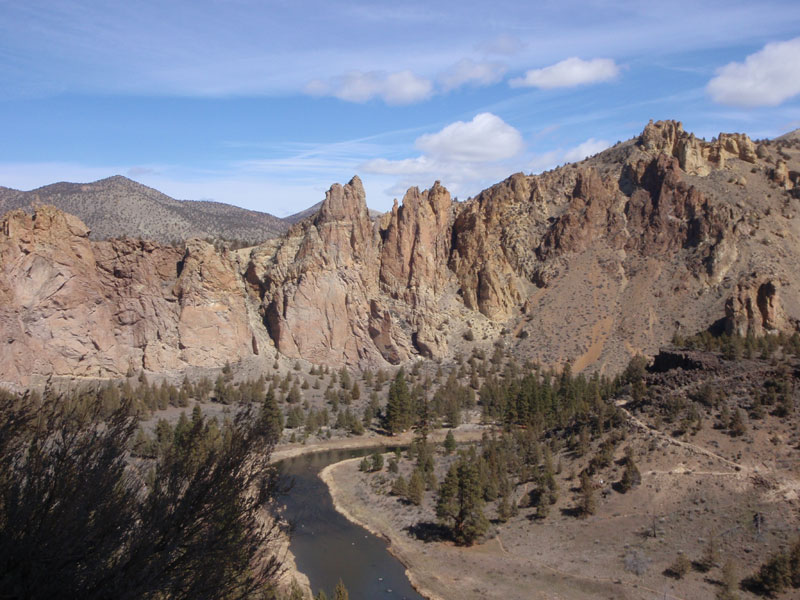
{"left": 0, "top": 175, "right": 289, "bottom": 245}
{"left": 284, "top": 201, "right": 323, "bottom": 225}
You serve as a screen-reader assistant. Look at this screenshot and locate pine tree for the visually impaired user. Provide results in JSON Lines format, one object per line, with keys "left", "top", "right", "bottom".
{"left": 385, "top": 369, "right": 411, "bottom": 434}
{"left": 408, "top": 469, "right": 425, "bottom": 505}
{"left": 700, "top": 535, "right": 720, "bottom": 572}
{"left": 287, "top": 579, "right": 305, "bottom": 600}
{"left": 579, "top": 471, "right": 596, "bottom": 517}
{"left": 717, "top": 559, "right": 740, "bottom": 600}
{"left": 790, "top": 537, "right": 800, "bottom": 587}
{"left": 749, "top": 551, "right": 791, "bottom": 595}
{"left": 370, "top": 452, "right": 384, "bottom": 472}
{"left": 333, "top": 579, "right": 349, "bottom": 600}
{"left": 618, "top": 452, "right": 641, "bottom": 492}
{"left": 669, "top": 553, "right": 691, "bottom": 579}
{"left": 261, "top": 388, "right": 283, "bottom": 443}
{"left": 390, "top": 475, "right": 408, "bottom": 497}
{"left": 444, "top": 430, "right": 456, "bottom": 454}
{"left": 436, "top": 459, "right": 488, "bottom": 545}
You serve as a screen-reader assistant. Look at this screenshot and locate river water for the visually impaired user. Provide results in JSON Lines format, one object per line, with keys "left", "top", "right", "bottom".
{"left": 277, "top": 448, "right": 426, "bottom": 600}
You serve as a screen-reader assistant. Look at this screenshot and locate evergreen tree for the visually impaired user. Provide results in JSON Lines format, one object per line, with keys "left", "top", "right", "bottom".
{"left": 385, "top": 369, "right": 412, "bottom": 434}
{"left": 618, "top": 451, "right": 641, "bottom": 492}
{"left": 435, "top": 459, "right": 488, "bottom": 545}
{"left": 390, "top": 475, "right": 408, "bottom": 497}
{"left": 333, "top": 579, "right": 349, "bottom": 600}
{"left": 717, "top": 559, "right": 740, "bottom": 600}
{"left": 370, "top": 452, "right": 384, "bottom": 472}
{"left": 669, "top": 553, "right": 691, "bottom": 579}
{"left": 699, "top": 535, "right": 720, "bottom": 572}
{"left": 408, "top": 469, "right": 425, "bottom": 505}
{"left": 286, "top": 579, "right": 305, "bottom": 600}
{"left": 261, "top": 388, "right": 283, "bottom": 443}
{"left": 579, "top": 471, "right": 596, "bottom": 517}
{"left": 748, "top": 551, "right": 791, "bottom": 595}
{"left": 444, "top": 430, "right": 456, "bottom": 454}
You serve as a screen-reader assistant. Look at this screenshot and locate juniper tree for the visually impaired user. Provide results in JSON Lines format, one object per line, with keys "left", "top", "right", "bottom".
{"left": 0, "top": 392, "right": 283, "bottom": 600}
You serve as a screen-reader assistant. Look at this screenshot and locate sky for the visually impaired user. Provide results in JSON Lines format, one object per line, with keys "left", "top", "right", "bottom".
{"left": 1, "top": 1, "right": 800, "bottom": 216}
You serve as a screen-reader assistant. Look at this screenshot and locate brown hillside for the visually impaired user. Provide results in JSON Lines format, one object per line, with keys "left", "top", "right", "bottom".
{"left": 0, "top": 175, "right": 289, "bottom": 245}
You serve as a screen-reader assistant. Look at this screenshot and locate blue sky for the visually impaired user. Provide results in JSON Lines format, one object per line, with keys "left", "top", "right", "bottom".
{"left": 1, "top": 1, "right": 800, "bottom": 216}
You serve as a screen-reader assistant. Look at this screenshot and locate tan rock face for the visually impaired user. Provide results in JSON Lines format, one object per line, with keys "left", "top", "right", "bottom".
{"left": 725, "top": 280, "right": 789, "bottom": 336}
{"left": 639, "top": 120, "right": 757, "bottom": 176}
{"left": 257, "top": 176, "right": 389, "bottom": 366}
{"left": 0, "top": 206, "right": 259, "bottom": 386}
{"left": 2, "top": 120, "right": 800, "bottom": 384}
{"left": 253, "top": 177, "right": 456, "bottom": 365}
{"left": 379, "top": 182, "right": 452, "bottom": 300}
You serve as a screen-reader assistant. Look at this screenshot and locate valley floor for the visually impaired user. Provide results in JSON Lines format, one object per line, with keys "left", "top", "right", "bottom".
{"left": 320, "top": 419, "right": 799, "bottom": 600}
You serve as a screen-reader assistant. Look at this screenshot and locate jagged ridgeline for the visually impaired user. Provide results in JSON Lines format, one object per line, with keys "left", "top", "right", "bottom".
{"left": 1, "top": 120, "right": 799, "bottom": 387}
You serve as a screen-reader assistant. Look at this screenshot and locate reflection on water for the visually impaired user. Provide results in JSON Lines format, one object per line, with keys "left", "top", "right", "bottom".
{"left": 277, "top": 448, "right": 425, "bottom": 600}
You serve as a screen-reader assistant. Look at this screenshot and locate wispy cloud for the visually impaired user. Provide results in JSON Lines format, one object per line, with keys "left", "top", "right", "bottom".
{"left": 438, "top": 59, "right": 507, "bottom": 92}
{"left": 529, "top": 138, "right": 611, "bottom": 172}
{"left": 510, "top": 57, "right": 620, "bottom": 89}
{"left": 306, "top": 59, "right": 509, "bottom": 105}
{"left": 707, "top": 37, "right": 800, "bottom": 107}
{"left": 305, "top": 70, "right": 434, "bottom": 105}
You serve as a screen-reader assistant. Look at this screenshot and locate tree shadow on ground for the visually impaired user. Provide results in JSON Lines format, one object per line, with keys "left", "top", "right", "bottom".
{"left": 404, "top": 521, "right": 450, "bottom": 543}
{"left": 559, "top": 506, "right": 583, "bottom": 518}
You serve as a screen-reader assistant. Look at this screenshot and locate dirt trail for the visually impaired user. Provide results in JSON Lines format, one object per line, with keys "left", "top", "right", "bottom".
{"left": 615, "top": 399, "right": 746, "bottom": 473}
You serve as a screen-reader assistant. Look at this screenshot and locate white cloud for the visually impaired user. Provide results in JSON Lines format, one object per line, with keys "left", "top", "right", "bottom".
{"left": 415, "top": 113, "right": 524, "bottom": 162}
{"left": 382, "top": 70, "right": 434, "bottom": 104}
{"left": 707, "top": 37, "right": 800, "bottom": 107}
{"left": 529, "top": 138, "right": 610, "bottom": 173}
{"left": 510, "top": 57, "right": 620, "bottom": 89}
{"left": 360, "top": 113, "right": 524, "bottom": 199}
{"left": 304, "top": 69, "right": 433, "bottom": 105}
{"left": 438, "top": 58, "right": 507, "bottom": 91}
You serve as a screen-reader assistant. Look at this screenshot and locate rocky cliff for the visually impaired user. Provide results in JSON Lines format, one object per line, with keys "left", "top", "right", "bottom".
{"left": 2, "top": 120, "right": 799, "bottom": 387}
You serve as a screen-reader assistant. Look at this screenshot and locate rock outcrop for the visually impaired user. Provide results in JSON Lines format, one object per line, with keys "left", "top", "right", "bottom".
{"left": 638, "top": 120, "right": 757, "bottom": 176}
{"left": 725, "top": 279, "right": 790, "bottom": 336}
{"left": 2, "top": 119, "right": 800, "bottom": 386}
{"left": 0, "top": 206, "right": 259, "bottom": 386}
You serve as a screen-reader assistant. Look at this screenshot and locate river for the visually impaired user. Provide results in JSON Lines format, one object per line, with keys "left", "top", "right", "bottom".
{"left": 277, "top": 448, "right": 426, "bottom": 600}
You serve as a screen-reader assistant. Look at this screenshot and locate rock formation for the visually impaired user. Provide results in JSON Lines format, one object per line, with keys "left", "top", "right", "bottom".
{"left": 0, "top": 207, "right": 259, "bottom": 387}
{"left": 2, "top": 120, "right": 800, "bottom": 386}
